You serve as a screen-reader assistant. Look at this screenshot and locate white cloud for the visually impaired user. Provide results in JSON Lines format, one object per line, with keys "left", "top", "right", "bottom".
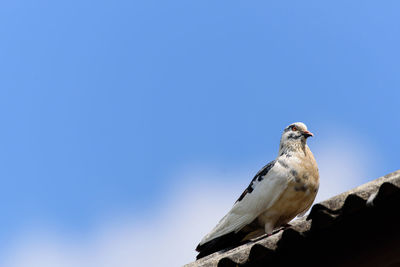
{"left": 1, "top": 170, "right": 247, "bottom": 267}
{"left": 1, "top": 133, "right": 377, "bottom": 267}
{"left": 312, "top": 130, "right": 377, "bottom": 203}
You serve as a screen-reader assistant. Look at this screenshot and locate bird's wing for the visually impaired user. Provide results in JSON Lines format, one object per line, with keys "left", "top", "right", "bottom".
{"left": 199, "top": 161, "right": 288, "bottom": 245}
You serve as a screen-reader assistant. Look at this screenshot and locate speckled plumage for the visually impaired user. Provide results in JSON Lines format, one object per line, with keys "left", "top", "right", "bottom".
{"left": 196, "top": 122, "right": 319, "bottom": 259}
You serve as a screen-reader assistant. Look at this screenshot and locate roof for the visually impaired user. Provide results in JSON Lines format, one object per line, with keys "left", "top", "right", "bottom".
{"left": 185, "top": 169, "right": 400, "bottom": 267}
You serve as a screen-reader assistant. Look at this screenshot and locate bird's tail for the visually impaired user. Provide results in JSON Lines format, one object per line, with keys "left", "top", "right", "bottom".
{"left": 195, "top": 230, "right": 248, "bottom": 260}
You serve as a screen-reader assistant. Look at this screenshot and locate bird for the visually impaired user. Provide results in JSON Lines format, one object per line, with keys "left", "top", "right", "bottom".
{"left": 195, "top": 122, "right": 319, "bottom": 259}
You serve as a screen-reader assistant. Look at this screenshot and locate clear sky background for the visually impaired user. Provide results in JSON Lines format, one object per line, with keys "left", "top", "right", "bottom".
{"left": 1, "top": 1, "right": 400, "bottom": 266}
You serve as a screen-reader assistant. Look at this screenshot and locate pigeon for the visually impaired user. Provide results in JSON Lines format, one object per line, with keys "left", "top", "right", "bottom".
{"left": 196, "top": 122, "right": 319, "bottom": 259}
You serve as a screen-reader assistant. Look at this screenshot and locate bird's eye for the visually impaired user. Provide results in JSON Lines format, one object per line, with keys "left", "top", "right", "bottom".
{"left": 292, "top": 126, "right": 297, "bottom": 131}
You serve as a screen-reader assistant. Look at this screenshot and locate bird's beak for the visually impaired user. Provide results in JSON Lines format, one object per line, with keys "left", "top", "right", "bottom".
{"left": 303, "top": 130, "right": 314, "bottom": 138}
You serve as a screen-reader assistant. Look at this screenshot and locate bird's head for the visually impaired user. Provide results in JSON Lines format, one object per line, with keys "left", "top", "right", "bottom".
{"left": 279, "top": 122, "right": 314, "bottom": 155}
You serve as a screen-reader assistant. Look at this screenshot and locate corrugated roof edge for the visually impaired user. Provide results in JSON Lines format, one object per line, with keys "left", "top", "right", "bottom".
{"left": 185, "top": 169, "right": 400, "bottom": 267}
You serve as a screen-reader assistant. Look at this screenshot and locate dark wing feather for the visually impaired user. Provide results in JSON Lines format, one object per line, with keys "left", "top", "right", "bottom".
{"left": 196, "top": 218, "right": 263, "bottom": 259}
{"left": 195, "top": 231, "right": 248, "bottom": 259}
{"left": 236, "top": 160, "right": 276, "bottom": 203}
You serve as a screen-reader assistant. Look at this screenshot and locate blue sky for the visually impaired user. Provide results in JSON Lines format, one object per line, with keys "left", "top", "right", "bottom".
{"left": 1, "top": 1, "right": 400, "bottom": 266}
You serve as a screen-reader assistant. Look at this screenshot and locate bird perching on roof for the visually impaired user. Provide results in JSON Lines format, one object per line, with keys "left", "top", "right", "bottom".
{"left": 196, "top": 122, "right": 319, "bottom": 259}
